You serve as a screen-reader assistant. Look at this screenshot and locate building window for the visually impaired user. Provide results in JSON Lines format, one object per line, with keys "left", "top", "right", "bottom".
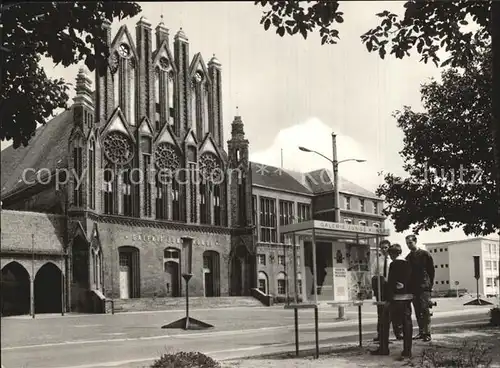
{"left": 297, "top": 256, "right": 301, "bottom": 267}
{"left": 88, "top": 140, "right": 95, "bottom": 210}
{"left": 360, "top": 199, "right": 365, "bottom": 212}
{"left": 444, "top": 248, "right": 448, "bottom": 251}
{"left": 297, "top": 203, "right": 311, "bottom": 222}
{"left": 73, "top": 146, "right": 83, "bottom": 207}
{"left": 141, "top": 136, "right": 152, "bottom": 217}
{"left": 435, "top": 281, "right": 439, "bottom": 285}
{"left": 441, "top": 265, "right": 444, "bottom": 268}
{"left": 278, "top": 255, "right": 285, "bottom": 265}
{"left": 359, "top": 221, "right": 367, "bottom": 226}
{"left": 345, "top": 197, "right": 351, "bottom": 210}
{"left": 493, "top": 262, "right": 498, "bottom": 272}
{"left": 277, "top": 272, "right": 287, "bottom": 295}
{"left": 252, "top": 195, "right": 257, "bottom": 235}
{"left": 103, "top": 166, "right": 114, "bottom": 214}
{"left": 373, "top": 223, "right": 380, "bottom": 228}
{"left": 446, "top": 280, "right": 449, "bottom": 284}
{"left": 373, "top": 201, "right": 378, "bottom": 214}
{"left": 435, "top": 265, "right": 438, "bottom": 268}
{"left": 260, "top": 197, "right": 277, "bottom": 243}
{"left": 486, "top": 278, "right": 493, "bottom": 287}
{"left": 445, "top": 264, "right": 449, "bottom": 268}
{"left": 344, "top": 218, "right": 352, "bottom": 224}
{"left": 122, "top": 168, "right": 133, "bottom": 216}
{"left": 257, "top": 254, "right": 266, "bottom": 265}
{"left": 485, "top": 261, "right": 492, "bottom": 270}
{"left": 441, "top": 281, "right": 444, "bottom": 284}
{"left": 258, "top": 271, "right": 268, "bottom": 294}
{"left": 279, "top": 200, "right": 294, "bottom": 243}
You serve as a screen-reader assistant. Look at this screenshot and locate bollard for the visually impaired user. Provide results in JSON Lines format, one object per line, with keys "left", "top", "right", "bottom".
{"left": 337, "top": 305, "right": 345, "bottom": 319}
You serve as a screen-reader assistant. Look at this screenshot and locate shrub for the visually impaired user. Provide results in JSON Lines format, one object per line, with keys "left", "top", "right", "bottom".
{"left": 489, "top": 307, "right": 500, "bottom": 326}
{"left": 150, "top": 351, "right": 221, "bottom": 368}
{"left": 417, "top": 340, "right": 492, "bottom": 368}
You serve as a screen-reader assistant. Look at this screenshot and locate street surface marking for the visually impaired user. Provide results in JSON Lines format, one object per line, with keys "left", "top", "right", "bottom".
{"left": 1, "top": 315, "right": 486, "bottom": 352}
{"left": 74, "top": 324, "right": 103, "bottom": 328}
{"left": 37, "top": 319, "right": 487, "bottom": 368}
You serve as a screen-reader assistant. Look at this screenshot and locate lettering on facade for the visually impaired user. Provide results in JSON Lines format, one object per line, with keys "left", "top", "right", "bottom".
{"left": 126, "top": 234, "right": 220, "bottom": 247}
{"left": 316, "top": 221, "right": 390, "bottom": 236}
{"left": 334, "top": 268, "right": 347, "bottom": 278}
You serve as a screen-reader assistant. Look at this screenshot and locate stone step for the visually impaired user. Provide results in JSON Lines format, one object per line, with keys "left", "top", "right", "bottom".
{"left": 113, "top": 296, "right": 265, "bottom": 313}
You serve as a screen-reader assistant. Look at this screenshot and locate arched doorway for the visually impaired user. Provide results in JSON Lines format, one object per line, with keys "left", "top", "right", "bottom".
{"left": 1, "top": 262, "right": 30, "bottom": 316}
{"left": 164, "top": 247, "right": 180, "bottom": 297}
{"left": 203, "top": 250, "right": 220, "bottom": 297}
{"left": 118, "top": 246, "right": 140, "bottom": 299}
{"left": 258, "top": 271, "right": 268, "bottom": 295}
{"left": 230, "top": 256, "right": 242, "bottom": 296}
{"left": 72, "top": 236, "right": 89, "bottom": 287}
{"left": 35, "top": 262, "right": 62, "bottom": 313}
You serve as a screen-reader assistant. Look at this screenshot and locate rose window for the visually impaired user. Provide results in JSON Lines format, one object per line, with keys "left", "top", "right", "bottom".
{"left": 102, "top": 131, "right": 134, "bottom": 165}
{"left": 154, "top": 143, "right": 180, "bottom": 172}
{"left": 194, "top": 71, "right": 203, "bottom": 83}
{"left": 200, "top": 153, "right": 221, "bottom": 181}
{"left": 118, "top": 43, "right": 130, "bottom": 58}
{"left": 159, "top": 57, "right": 170, "bottom": 70}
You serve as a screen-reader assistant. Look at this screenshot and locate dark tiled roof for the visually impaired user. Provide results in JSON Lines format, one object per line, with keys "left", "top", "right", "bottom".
{"left": 305, "top": 169, "right": 377, "bottom": 198}
{"left": 250, "top": 162, "right": 311, "bottom": 195}
{"left": 1, "top": 109, "right": 73, "bottom": 197}
{"left": 249, "top": 163, "right": 377, "bottom": 199}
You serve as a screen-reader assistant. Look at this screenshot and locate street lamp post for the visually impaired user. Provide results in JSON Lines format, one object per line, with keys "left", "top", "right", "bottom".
{"left": 299, "top": 133, "right": 366, "bottom": 318}
{"left": 162, "top": 236, "right": 214, "bottom": 330}
{"left": 299, "top": 133, "right": 366, "bottom": 223}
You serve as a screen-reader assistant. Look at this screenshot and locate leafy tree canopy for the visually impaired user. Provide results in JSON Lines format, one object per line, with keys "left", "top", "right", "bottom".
{"left": 376, "top": 49, "right": 497, "bottom": 236}
{"left": 1, "top": 2, "right": 141, "bottom": 148}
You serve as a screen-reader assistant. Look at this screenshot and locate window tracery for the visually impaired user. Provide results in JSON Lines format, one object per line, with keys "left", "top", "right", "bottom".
{"left": 199, "top": 153, "right": 221, "bottom": 182}
{"left": 154, "top": 143, "right": 180, "bottom": 172}
{"left": 102, "top": 131, "right": 134, "bottom": 165}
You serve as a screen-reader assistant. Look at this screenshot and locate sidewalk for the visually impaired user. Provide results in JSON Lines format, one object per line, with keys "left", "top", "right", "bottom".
{"left": 222, "top": 322, "right": 500, "bottom": 368}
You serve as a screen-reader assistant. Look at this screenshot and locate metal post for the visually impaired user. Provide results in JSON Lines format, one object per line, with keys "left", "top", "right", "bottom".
{"left": 312, "top": 229, "right": 318, "bottom": 304}
{"left": 314, "top": 306, "right": 319, "bottom": 359}
{"left": 185, "top": 277, "right": 190, "bottom": 330}
{"left": 331, "top": 133, "right": 340, "bottom": 223}
{"left": 284, "top": 240, "right": 289, "bottom": 304}
{"left": 358, "top": 303, "right": 362, "bottom": 347}
{"left": 31, "top": 234, "right": 35, "bottom": 319}
{"left": 294, "top": 308, "right": 299, "bottom": 356}
{"left": 376, "top": 235, "right": 381, "bottom": 303}
{"left": 61, "top": 253, "right": 65, "bottom": 316}
{"left": 293, "top": 232, "right": 298, "bottom": 304}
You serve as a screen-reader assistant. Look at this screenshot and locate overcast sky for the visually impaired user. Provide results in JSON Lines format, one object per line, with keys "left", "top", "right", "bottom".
{"left": 2, "top": 1, "right": 496, "bottom": 249}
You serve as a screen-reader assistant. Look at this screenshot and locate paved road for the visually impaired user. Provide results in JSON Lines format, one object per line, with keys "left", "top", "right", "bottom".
{"left": 1, "top": 302, "right": 491, "bottom": 368}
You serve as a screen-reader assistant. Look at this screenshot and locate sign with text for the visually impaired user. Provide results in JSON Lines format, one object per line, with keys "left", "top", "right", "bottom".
{"left": 124, "top": 234, "right": 220, "bottom": 247}
{"left": 316, "top": 221, "right": 390, "bottom": 236}
{"left": 333, "top": 267, "right": 348, "bottom": 301}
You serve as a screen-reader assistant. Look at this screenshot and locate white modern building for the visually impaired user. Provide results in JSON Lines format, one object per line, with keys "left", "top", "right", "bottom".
{"left": 424, "top": 237, "right": 499, "bottom": 297}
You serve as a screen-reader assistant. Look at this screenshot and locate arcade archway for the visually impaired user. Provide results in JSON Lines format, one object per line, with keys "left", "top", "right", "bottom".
{"left": 35, "top": 262, "right": 62, "bottom": 314}
{"left": 203, "top": 250, "right": 220, "bottom": 297}
{"left": 1, "top": 262, "right": 30, "bottom": 316}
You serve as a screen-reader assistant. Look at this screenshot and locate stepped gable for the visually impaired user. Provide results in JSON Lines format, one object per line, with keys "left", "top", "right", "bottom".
{"left": 306, "top": 168, "right": 377, "bottom": 198}
{"left": 250, "top": 161, "right": 311, "bottom": 195}
{"left": 1, "top": 109, "right": 73, "bottom": 198}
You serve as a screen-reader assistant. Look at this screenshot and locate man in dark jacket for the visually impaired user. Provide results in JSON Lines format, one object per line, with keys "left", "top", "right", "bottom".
{"left": 371, "top": 239, "right": 403, "bottom": 342}
{"left": 405, "top": 234, "right": 435, "bottom": 342}
{"left": 371, "top": 243, "right": 413, "bottom": 359}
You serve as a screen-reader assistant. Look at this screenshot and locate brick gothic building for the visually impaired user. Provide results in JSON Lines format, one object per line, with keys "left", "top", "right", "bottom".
{"left": 0, "top": 18, "right": 386, "bottom": 315}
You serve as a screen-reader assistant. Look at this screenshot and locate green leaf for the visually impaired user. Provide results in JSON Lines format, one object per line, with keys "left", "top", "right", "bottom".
{"left": 277, "top": 27, "right": 285, "bottom": 37}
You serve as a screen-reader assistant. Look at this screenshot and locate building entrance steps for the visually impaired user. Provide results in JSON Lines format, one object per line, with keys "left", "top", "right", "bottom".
{"left": 113, "top": 296, "right": 265, "bottom": 313}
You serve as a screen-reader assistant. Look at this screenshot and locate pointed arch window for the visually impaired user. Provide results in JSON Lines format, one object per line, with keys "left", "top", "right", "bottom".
{"left": 72, "top": 137, "right": 84, "bottom": 207}
{"left": 167, "top": 70, "right": 175, "bottom": 126}
{"left": 122, "top": 166, "right": 133, "bottom": 216}
{"left": 88, "top": 139, "right": 96, "bottom": 210}
{"left": 192, "top": 71, "right": 205, "bottom": 138}
{"left": 102, "top": 131, "right": 134, "bottom": 215}
{"left": 103, "top": 163, "right": 114, "bottom": 215}
{"left": 154, "top": 142, "right": 181, "bottom": 220}
{"left": 110, "top": 44, "right": 136, "bottom": 125}
{"left": 141, "top": 136, "right": 152, "bottom": 218}
{"left": 199, "top": 153, "right": 223, "bottom": 226}
{"left": 154, "top": 66, "right": 161, "bottom": 131}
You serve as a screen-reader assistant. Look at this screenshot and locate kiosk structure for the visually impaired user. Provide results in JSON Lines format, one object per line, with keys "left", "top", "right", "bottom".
{"left": 279, "top": 220, "right": 390, "bottom": 357}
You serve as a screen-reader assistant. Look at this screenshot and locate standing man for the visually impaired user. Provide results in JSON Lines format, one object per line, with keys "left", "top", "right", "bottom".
{"left": 371, "top": 239, "right": 403, "bottom": 342}
{"left": 371, "top": 243, "right": 413, "bottom": 359}
{"left": 405, "top": 234, "right": 435, "bottom": 342}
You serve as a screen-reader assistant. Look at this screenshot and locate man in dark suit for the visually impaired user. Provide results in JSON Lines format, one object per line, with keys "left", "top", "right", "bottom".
{"left": 405, "top": 234, "right": 434, "bottom": 342}
{"left": 372, "top": 239, "right": 403, "bottom": 342}
{"left": 371, "top": 243, "right": 413, "bottom": 359}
